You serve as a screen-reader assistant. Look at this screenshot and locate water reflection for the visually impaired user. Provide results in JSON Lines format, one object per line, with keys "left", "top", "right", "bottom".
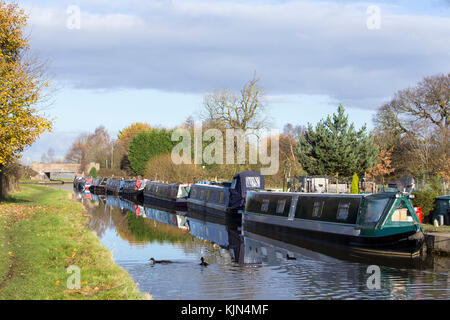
{"left": 73, "top": 191, "right": 450, "bottom": 300}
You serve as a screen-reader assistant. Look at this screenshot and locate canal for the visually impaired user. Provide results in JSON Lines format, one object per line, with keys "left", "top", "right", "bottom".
{"left": 74, "top": 191, "right": 450, "bottom": 300}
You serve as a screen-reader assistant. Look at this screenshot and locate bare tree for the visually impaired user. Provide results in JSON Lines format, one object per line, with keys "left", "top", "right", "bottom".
{"left": 40, "top": 148, "right": 55, "bottom": 163}
{"left": 376, "top": 73, "right": 449, "bottom": 135}
{"left": 64, "top": 126, "right": 112, "bottom": 172}
{"left": 374, "top": 73, "right": 449, "bottom": 180}
{"left": 201, "top": 73, "right": 270, "bottom": 132}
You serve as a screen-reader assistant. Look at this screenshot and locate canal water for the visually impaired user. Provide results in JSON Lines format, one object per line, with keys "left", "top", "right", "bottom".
{"left": 73, "top": 192, "right": 450, "bottom": 300}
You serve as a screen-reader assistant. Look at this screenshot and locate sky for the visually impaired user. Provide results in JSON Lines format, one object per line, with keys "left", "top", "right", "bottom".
{"left": 16, "top": 0, "right": 450, "bottom": 163}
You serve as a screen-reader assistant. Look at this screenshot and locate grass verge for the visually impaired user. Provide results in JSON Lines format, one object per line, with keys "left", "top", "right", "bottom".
{"left": 421, "top": 223, "right": 450, "bottom": 233}
{"left": 0, "top": 184, "right": 147, "bottom": 300}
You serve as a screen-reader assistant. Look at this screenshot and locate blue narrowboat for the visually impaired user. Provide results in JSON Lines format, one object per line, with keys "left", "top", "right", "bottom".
{"left": 243, "top": 191, "right": 425, "bottom": 257}
{"left": 121, "top": 179, "right": 147, "bottom": 202}
{"left": 105, "top": 179, "right": 124, "bottom": 196}
{"left": 187, "top": 171, "right": 264, "bottom": 218}
{"left": 143, "top": 181, "right": 191, "bottom": 209}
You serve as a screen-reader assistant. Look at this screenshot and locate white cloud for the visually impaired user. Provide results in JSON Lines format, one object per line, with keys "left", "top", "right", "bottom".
{"left": 20, "top": 0, "right": 450, "bottom": 109}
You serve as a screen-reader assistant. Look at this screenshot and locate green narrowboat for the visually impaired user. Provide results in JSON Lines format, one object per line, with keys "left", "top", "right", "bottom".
{"left": 243, "top": 191, "right": 425, "bottom": 257}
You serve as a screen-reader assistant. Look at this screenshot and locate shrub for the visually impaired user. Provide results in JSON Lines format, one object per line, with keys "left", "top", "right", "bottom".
{"left": 351, "top": 173, "right": 359, "bottom": 194}
{"left": 129, "top": 129, "right": 176, "bottom": 176}
{"left": 412, "top": 176, "right": 446, "bottom": 222}
{"left": 88, "top": 167, "right": 98, "bottom": 178}
{"left": 412, "top": 189, "right": 439, "bottom": 222}
{"left": 145, "top": 153, "right": 203, "bottom": 183}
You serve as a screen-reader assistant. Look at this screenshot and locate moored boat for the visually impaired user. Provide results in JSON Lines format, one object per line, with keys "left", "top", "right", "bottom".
{"left": 89, "top": 177, "right": 107, "bottom": 194}
{"left": 121, "top": 179, "right": 147, "bottom": 202}
{"left": 187, "top": 171, "right": 264, "bottom": 218}
{"left": 93, "top": 177, "right": 107, "bottom": 194}
{"left": 143, "top": 181, "right": 191, "bottom": 209}
{"left": 243, "top": 191, "right": 425, "bottom": 257}
{"left": 74, "top": 177, "right": 93, "bottom": 193}
{"left": 73, "top": 177, "right": 84, "bottom": 192}
{"left": 105, "top": 179, "right": 124, "bottom": 196}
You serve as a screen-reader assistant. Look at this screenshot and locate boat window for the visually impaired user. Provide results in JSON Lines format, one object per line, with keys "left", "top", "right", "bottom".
{"left": 219, "top": 192, "right": 224, "bottom": 203}
{"left": 364, "top": 197, "right": 390, "bottom": 223}
{"left": 246, "top": 176, "right": 261, "bottom": 188}
{"left": 206, "top": 190, "right": 210, "bottom": 201}
{"left": 337, "top": 202, "right": 350, "bottom": 220}
{"left": 192, "top": 188, "right": 197, "bottom": 198}
{"left": 391, "top": 200, "right": 412, "bottom": 222}
{"left": 231, "top": 178, "right": 237, "bottom": 189}
{"left": 312, "top": 201, "right": 323, "bottom": 218}
{"left": 200, "top": 190, "right": 205, "bottom": 200}
{"left": 261, "top": 199, "right": 270, "bottom": 212}
{"left": 276, "top": 199, "right": 286, "bottom": 214}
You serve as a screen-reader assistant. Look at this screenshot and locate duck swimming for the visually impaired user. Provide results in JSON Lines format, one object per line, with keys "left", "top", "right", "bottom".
{"left": 286, "top": 254, "right": 296, "bottom": 260}
{"left": 149, "top": 257, "right": 173, "bottom": 264}
{"left": 199, "top": 257, "right": 208, "bottom": 266}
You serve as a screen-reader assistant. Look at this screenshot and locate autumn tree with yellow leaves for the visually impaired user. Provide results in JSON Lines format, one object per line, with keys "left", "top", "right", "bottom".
{"left": 114, "top": 122, "right": 151, "bottom": 174}
{"left": 0, "top": 2, "right": 52, "bottom": 198}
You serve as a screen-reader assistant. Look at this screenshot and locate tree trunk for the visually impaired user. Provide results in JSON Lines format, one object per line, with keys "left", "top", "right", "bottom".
{"left": 0, "top": 164, "right": 4, "bottom": 200}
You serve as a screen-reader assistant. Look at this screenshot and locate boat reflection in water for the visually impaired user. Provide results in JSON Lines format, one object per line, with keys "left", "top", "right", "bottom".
{"left": 73, "top": 190, "right": 450, "bottom": 300}
{"left": 186, "top": 211, "right": 244, "bottom": 264}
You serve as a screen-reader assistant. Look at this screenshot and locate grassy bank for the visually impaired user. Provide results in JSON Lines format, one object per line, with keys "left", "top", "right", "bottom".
{"left": 0, "top": 184, "right": 147, "bottom": 300}
{"left": 421, "top": 223, "right": 450, "bottom": 233}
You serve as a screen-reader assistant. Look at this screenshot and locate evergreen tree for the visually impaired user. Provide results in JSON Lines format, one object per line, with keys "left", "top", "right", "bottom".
{"left": 296, "top": 105, "right": 378, "bottom": 177}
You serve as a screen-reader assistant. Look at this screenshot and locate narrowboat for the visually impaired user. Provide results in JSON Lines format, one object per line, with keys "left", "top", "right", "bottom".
{"left": 143, "top": 181, "right": 191, "bottom": 209}
{"left": 243, "top": 191, "right": 425, "bottom": 257}
{"left": 93, "top": 177, "right": 107, "bottom": 194}
{"left": 187, "top": 171, "right": 264, "bottom": 218}
{"left": 105, "top": 179, "right": 124, "bottom": 196}
{"left": 89, "top": 177, "right": 107, "bottom": 194}
{"left": 73, "top": 177, "right": 84, "bottom": 192}
{"left": 121, "top": 179, "right": 147, "bottom": 202}
{"left": 73, "top": 177, "right": 92, "bottom": 193}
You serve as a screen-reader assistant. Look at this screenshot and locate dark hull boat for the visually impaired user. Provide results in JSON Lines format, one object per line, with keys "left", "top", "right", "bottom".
{"left": 187, "top": 171, "right": 264, "bottom": 219}
{"left": 243, "top": 191, "right": 425, "bottom": 258}
{"left": 105, "top": 179, "right": 124, "bottom": 196}
{"left": 143, "top": 181, "right": 191, "bottom": 210}
{"left": 73, "top": 177, "right": 84, "bottom": 192}
{"left": 88, "top": 177, "right": 107, "bottom": 194}
{"left": 73, "top": 177, "right": 92, "bottom": 193}
{"left": 121, "top": 179, "right": 146, "bottom": 202}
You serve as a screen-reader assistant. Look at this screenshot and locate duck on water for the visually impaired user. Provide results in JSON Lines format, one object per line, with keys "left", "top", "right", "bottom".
{"left": 149, "top": 257, "right": 209, "bottom": 266}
